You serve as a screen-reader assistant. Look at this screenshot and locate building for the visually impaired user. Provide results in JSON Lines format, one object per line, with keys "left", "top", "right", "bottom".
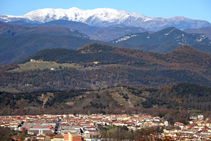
{"left": 64, "top": 132, "right": 82, "bottom": 141}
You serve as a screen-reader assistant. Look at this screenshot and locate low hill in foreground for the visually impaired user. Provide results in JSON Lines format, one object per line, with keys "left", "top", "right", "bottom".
{"left": 1, "top": 43, "right": 211, "bottom": 92}
{"left": 0, "top": 82, "right": 211, "bottom": 116}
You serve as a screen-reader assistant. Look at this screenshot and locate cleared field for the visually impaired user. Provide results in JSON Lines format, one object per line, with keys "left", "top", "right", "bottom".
{"left": 10, "top": 61, "right": 126, "bottom": 72}
{"left": 10, "top": 61, "right": 82, "bottom": 72}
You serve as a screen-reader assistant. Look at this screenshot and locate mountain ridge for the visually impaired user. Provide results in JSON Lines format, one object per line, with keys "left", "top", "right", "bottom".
{"left": 1, "top": 7, "right": 211, "bottom": 31}
{"left": 0, "top": 21, "right": 89, "bottom": 38}
{"left": 0, "top": 34, "right": 101, "bottom": 65}
{"left": 112, "top": 27, "right": 211, "bottom": 45}
{"left": 1, "top": 44, "right": 211, "bottom": 92}
{"left": 184, "top": 26, "right": 211, "bottom": 39}
{"left": 5, "top": 20, "right": 151, "bottom": 41}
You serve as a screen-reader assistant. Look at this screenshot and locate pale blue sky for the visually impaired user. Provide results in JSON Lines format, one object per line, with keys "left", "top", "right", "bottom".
{"left": 0, "top": 0, "right": 211, "bottom": 22}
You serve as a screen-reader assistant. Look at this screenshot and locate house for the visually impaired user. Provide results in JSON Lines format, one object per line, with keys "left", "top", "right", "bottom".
{"left": 198, "top": 115, "right": 204, "bottom": 120}
{"left": 30, "top": 59, "right": 36, "bottom": 62}
{"left": 84, "top": 131, "right": 91, "bottom": 138}
{"left": 174, "top": 122, "right": 185, "bottom": 130}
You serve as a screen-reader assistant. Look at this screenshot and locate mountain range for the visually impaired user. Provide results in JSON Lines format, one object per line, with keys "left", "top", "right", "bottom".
{"left": 1, "top": 7, "right": 211, "bottom": 31}
{"left": 2, "top": 7, "right": 211, "bottom": 117}
{"left": 4, "top": 20, "right": 151, "bottom": 41}
{"left": 1, "top": 21, "right": 211, "bottom": 66}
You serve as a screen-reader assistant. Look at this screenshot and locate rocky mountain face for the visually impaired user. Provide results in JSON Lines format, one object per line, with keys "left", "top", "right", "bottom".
{"left": 1, "top": 7, "right": 211, "bottom": 31}
{"left": 112, "top": 27, "right": 211, "bottom": 45}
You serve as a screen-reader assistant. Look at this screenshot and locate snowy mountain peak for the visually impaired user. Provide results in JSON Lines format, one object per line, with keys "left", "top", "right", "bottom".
{"left": 68, "top": 7, "right": 81, "bottom": 11}
{"left": 1, "top": 7, "right": 211, "bottom": 31}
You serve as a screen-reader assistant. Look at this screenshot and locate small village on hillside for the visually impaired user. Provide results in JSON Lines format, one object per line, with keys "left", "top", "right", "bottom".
{"left": 1, "top": 113, "right": 211, "bottom": 140}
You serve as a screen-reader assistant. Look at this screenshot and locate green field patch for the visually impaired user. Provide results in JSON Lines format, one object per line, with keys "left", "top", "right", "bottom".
{"left": 10, "top": 61, "right": 82, "bottom": 72}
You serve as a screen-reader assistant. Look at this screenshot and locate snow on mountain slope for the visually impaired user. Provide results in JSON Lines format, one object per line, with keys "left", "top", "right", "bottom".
{"left": 1, "top": 7, "right": 211, "bottom": 31}
{"left": 112, "top": 27, "right": 211, "bottom": 45}
{"left": 114, "top": 34, "right": 138, "bottom": 43}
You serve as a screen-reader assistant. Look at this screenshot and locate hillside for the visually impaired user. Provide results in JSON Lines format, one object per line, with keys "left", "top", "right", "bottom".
{"left": 7, "top": 20, "right": 151, "bottom": 41}
{"left": 0, "top": 34, "right": 101, "bottom": 65}
{"left": 0, "top": 86, "right": 142, "bottom": 112}
{"left": 128, "top": 82, "right": 211, "bottom": 111}
{"left": 149, "top": 46, "right": 211, "bottom": 71}
{"left": 0, "top": 21, "right": 89, "bottom": 38}
{"left": 112, "top": 41, "right": 182, "bottom": 53}
{"left": 184, "top": 26, "right": 211, "bottom": 40}
{"left": 89, "top": 26, "right": 150, "bottom": 41}
{"left": 1, "top": 43, "right": 211, "bottom": 92}
{"left": 0, "top": 82, "right": 211, "bottom": 116}
{"left": 112, "top": 27, "right": 211, "bottom": 45}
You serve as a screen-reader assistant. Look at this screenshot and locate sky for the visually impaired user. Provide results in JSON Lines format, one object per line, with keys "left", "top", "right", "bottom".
{"left": 0, "top": 0, "right": 211, "bottom": 22}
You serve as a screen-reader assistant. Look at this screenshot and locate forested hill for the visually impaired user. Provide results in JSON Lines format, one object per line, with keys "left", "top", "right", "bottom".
{"left": 21, "top": 43, "right": 211, "bottom": 73}
{"left": 1, "top": 43, "right": 211, "bottom": 92}
{"left": 0, "top": 82, "right": 211, "bottom": 116}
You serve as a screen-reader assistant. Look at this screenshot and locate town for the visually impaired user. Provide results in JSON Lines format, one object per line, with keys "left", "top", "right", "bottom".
{"left": 1, "top": 113, "right": 211, "bottom": 140}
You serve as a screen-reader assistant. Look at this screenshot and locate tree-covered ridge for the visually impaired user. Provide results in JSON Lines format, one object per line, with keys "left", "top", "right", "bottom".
{"left": 1, "top": 43, "right": 211, "bottom": 91}
{"left": 25, "top": 43, "right": 211, "bottom": 71}
{"left": 148, "top": 46, "right": 211, "bottom": 72}
{"left": 1, "top": 82, "right": 211, "bottom": 113}
{"left": 109, "top": 45, "right": 211, "bottom": 73}
{"left": 128, "top": 82, "right": 211, "bottom": 111}
{"left": 19, "top": 43, "right": 151, "bottom": 65}
{"left": 0, "top": 89, "right": 84, "bottom": 109}
{"left": 19, "top": 43, "right": 211, "bottom": 73}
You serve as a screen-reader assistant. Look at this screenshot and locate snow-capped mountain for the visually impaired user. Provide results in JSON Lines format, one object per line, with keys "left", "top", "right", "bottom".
{"left": 1, "top": 7, "right": 211, "bottom": 31}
